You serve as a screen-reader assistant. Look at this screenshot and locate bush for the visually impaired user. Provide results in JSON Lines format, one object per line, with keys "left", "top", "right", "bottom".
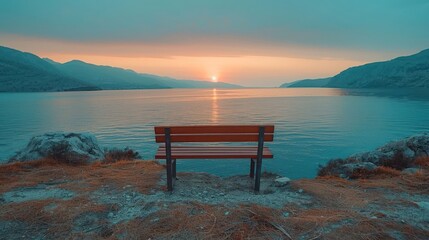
{"left": 379, "top": 151, "right": 412, "bottom": 170}
{"left": 414, "top": 156, "right": 429, "bottom": 167}
{"left": 350, "top": 166, "right": 400, "bottom": 179}
{"left": 48, "top": 141, "right": 88, "bottom": 165}
{"left": 103, "top": 147, "right": 141, "bottom": 163}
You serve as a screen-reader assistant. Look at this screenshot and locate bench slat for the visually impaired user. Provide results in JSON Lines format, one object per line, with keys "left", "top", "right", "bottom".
{"left": 154, "top": 125, "right": 274, "bottom": 134}
{"left": 155, "top": 146, "right": 273, "bottom": 159}
{"left": 155, "top": 133, "right": 274, "bottom": 143}
{"left": 158, "top": 147, "right": 268, "bottom": 152}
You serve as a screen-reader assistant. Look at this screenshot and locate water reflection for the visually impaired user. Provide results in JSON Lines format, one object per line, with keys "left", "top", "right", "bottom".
{"left": 211, "top": 89, "right": 218, "bottom": 123}
{"left": 1, "top": 88, "right": 429, "bottom": 178}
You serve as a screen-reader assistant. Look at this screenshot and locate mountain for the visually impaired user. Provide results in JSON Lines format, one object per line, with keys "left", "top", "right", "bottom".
{"left": 49, "top": 59, "right": 240, "bottom": 90}
{"left": 280, "top": 78, "right": 330, "bottom": 88}
{"left": 326, "top": 49, "right": 429, "bottom": 88}
{"left": 51, "top": 60, "right": 168, "bottom": 90}
{"left": 1, "top": 45, "right": 240, "bottom": 92}
{"left": 281, "top": 49, "right": 429, "bottom": 88}
{"left": 0, "top": 46, "right": 99, "bottom": 92}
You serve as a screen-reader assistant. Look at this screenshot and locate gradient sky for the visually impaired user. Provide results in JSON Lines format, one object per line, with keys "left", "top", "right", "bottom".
{"left": 1, "top": 0, "right": 428, "bottom": 87}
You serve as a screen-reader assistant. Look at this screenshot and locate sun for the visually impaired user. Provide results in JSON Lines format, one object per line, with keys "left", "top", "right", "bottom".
{"left": 211, "top": 76, "right": 217, "bottom": 82}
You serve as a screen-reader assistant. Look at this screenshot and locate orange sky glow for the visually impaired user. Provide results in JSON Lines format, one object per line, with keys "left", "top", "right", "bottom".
{"left": 0, "top": 34, "right": 401, "bottom": 87}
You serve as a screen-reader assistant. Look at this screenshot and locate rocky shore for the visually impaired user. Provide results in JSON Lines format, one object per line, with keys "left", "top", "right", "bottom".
{"left": 319, "top": 133, "right": 429, "bottom": 178}
{"left": 0, "top": 133, "right": 428, "bottom": 239}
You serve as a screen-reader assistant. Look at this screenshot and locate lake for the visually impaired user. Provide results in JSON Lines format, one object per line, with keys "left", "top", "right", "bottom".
{"left": 1, "top": 88, "right": 429, "bottom": 179}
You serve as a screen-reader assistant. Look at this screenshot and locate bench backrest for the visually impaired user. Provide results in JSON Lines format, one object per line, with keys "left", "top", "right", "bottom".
{"left": 154, "top": 125, "right": 274, "bottom": 143}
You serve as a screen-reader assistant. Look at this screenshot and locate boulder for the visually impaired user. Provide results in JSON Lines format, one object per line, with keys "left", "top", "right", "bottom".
{"left": 319, "top": 133, "right": 429, "bottom": 178}
{"left": 274, "top": 177, "right": 291, "bottom": 187}
{"left": 10, "top": 132, "right": 104, "bottom": 163}
{"left": 340, "top": 162, "right": 377, "bottom": 176}
{"left": 351, "top": 133, "right": 429, "bottom": 164}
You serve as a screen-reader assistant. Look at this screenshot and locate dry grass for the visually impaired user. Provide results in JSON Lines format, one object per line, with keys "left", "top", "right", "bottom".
{"left": 0, "top": 159, "right": 163, "bottom": 194}
{"left": 291, "top": 178, "right": 375, "bottom": 208}
{"left": 324, "top": 218, "right": 429, "bottom": 240}
{"left": 0, "top": 159, "right": 164, "bottom": 239}
{"left": 112, "top": 201, "right": 429, "bottom": 240}
{"left": 350, "top": 166, "right": 401, "bottom": 179}
{"left": 1, "top": 156, "right": 428, "bottom": 239}
{"left": 114, "top": 203, "right": 295, "bottom": 240}
{"left": 103, "top": 147, "right": 141, "bottom": 164}
{"left": 0, "top": 196, "right": 110, "bottom": 239}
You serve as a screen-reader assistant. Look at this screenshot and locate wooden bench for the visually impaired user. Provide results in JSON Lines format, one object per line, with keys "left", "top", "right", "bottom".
{"left": 154, "top": 125, "right": 274, "bottom": 192}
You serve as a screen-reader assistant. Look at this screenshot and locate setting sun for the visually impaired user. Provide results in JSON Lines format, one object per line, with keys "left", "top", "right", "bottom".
{"left": 211, "top": 76, "right": 217, "bottom": 82}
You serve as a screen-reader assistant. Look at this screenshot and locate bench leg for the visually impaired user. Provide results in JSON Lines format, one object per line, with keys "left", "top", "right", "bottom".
{"left": 166, "top": 158, "right": 173, "bottom": 191}
{"left": 254, "top": 158, "right": 262, "bottom": 192}
{"left": 250, "top": 158, "right": 255, "bottom": 178}
{"left": 172, "top": 159, "right": 177, "bottom": 179}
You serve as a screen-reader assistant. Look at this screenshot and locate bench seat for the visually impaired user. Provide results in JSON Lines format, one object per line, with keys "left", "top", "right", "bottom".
{"left": 154, "top": 125, "right": 275, "bottom": 192}
{"left": 155, "top": 146, "right": 273, "bottom": 159}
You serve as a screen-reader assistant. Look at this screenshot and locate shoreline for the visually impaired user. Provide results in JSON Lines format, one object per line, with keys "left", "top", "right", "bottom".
{"left": 0, "top": 159, "right": 428, "bottom": 239}
{"left": 0, "top": 133, "right": 428, "bottom": 239}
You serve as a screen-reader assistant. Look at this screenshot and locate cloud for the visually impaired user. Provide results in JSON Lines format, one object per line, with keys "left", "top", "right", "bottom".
{"left": 0, "top": 0, "right": 428, "bottom": 52}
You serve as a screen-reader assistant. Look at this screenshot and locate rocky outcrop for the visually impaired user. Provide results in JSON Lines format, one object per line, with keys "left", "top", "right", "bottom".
{"left": 9, "top": 132, "right": 104, "bottom": 163}
{"left": 319, "top": 133, "right": 429, "bottom": 177}
{"left": 350, "top": 134, "right": 429, "bottom": 164}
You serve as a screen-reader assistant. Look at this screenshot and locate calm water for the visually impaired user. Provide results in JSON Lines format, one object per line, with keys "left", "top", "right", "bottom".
{"left": 1, "top": 88, "right": 429, "bottom": 179}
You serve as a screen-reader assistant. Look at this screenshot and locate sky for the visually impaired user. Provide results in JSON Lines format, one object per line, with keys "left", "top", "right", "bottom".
{"left": 0, "top": 0, "right": 428, "bottom": 87}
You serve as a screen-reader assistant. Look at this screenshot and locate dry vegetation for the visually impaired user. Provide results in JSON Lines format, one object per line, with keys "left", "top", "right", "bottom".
{"left": 1, "top": 157, "right": 428, "bottom": 239}
{"left": 0, "top": 158, "right": 163, "bottom": 195}
{"left": 103, "top": 147, "right": 141, "bottom": 164}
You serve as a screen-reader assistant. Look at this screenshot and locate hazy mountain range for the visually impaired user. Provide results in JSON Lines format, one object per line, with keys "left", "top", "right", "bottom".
{"left": 0, "top": 46, "right": 240, "bottom": 92}
{"left": 281, "top": 49, "right": 429, "bottom": 88}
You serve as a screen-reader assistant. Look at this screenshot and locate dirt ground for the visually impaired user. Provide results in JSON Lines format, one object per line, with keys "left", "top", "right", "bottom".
{"left": 0, "top": 159, "right": 428, "bottom": 239}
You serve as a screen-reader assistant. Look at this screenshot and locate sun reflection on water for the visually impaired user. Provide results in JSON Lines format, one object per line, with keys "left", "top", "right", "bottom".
{"left": 211, "top": 88, "right": 218, "bottom": 124}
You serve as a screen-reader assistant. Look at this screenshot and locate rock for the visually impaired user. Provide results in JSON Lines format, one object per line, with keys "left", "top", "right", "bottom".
{"left": 416, "top": 202, "right": 429, "bottom": 211}
{"left": 402, "top": 168, "right": 420, "bottom": 175}
{"left": 9, "top": 132, "right": 104, "bottom": 163}
{"left": 340, "top": 162, "right": 377, "bottom": 176}
{"left": 319, "top": 133, "right": 429, "bottom": 177}
{"left": 353, "top": 134, "right": 429, "bottom": 164}
{"left": 274, "top": 177, "right": 291, "bottom": 187}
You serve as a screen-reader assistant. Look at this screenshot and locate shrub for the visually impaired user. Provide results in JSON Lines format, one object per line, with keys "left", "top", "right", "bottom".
{"left": 48, "top": 141, "right": 88, "bottom": 165}
{"left": 414, "top": 156, "right": 429, "bottom": 167}
{"left": 350, "top": 166, "right": 400, "bottom": 179}
{"left": 379, "top": 151, "right": 412, "bottom": 170}
{"left": 103, "top": 147, "right": 141, "bottom": 163}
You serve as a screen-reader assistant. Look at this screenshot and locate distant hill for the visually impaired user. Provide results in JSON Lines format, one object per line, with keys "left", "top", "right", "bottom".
{"left": 280, "top": 78, "right": 330, "bottom": 88}
{"left": 49, "top": 59, "right": 240, "bottom": 90}
{"left": 50, "top": 60, "right": 168, "bottom": 90}
{"left": 0, "top": 46, "right": 99, "bottom": 92}
{"left": 0, "top": 45, "right": 240, "bottom": 92}
{"left": 327, "top": 49, "right": 429, "bottom": 88}
{"left": 281, "top": 49, "right": 429, "bottom": 88}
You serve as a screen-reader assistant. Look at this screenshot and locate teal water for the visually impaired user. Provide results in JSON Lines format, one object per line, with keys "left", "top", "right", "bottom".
{"left": 1, "top": 88, "right": 429, "bottom": 178}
